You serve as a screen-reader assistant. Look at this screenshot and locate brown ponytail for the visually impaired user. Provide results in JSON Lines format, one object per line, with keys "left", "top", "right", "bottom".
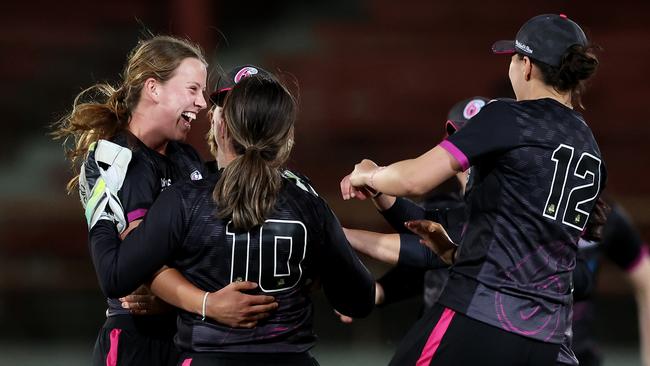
{"left": 530, "top": 43, "right": 600, "bottom": 109}
{"left": 213, "top": 75, "right": 296, "bottom": 231}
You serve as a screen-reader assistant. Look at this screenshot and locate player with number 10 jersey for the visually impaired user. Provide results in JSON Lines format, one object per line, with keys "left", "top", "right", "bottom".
{"left": 89, "top": 74, "right": 375, "bottom": 363}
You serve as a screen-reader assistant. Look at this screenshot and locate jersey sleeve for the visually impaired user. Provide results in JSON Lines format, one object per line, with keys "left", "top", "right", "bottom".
{"left": 602, "top": 205, "right": 648, "bottom": 272}
{"left": 572, "top": 244, "right": 597, "bottom": 301}
{"left": 318, "top": 204, "right": 375, "bottom": 318}
{"left": 398, "top": 233, "right": 447, "bottom": 269}
{"left": 441, "top": 100, "right": 520, "bottom": 171}
{"left": 89, "top": 187, "right": 186, "bottom": 298}
{"left": 118, "top": 153, "right": 159, "bottom": 223}
{"left": 379, "top": 197, "right": 426, "bottom": 233}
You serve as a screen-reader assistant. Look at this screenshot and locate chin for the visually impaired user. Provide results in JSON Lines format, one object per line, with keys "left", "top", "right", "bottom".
{"left": 173, "top": 132, "right": 189, "bottom": 142}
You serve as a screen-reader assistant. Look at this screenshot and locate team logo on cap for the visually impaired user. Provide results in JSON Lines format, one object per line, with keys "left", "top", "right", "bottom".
{"left": 234, "top": 67, "right": 259, "bottom": 83}
{"left": 463, "top": 99, "right": 486, "bottom": 119}
{"left": 515, "top": 40, "right": 533, "bottom": 54}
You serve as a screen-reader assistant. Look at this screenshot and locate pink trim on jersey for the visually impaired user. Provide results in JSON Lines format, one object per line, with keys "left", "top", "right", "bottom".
{"left": 127, "top": 208, "right": 148, "bottom": 223}
{"left": 181, "top": 358, "right": 193, "bottom": 366}
{"left": 625, "top": 244, "right": 649, "bottom": 273}
{"left": 439, "top": 140, "right": 470, "bottom": 171}
{"left": 416, "top": 307, "right": 456, "bottom": 366}
{"left": 106, "top": 328, "right": 122, "bottom": 366}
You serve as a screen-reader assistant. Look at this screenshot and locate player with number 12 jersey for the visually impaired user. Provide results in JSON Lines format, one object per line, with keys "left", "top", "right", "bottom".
{"left": 438, "top": 97, "right": 606, "bottom": 346}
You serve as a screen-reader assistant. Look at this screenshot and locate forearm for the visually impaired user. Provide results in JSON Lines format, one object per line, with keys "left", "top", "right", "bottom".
{"left": 343, "top": 228, "right": 400, "bottom": 265}
{"left": 370, "top": 146, "right": 460, "bottom": 197}
{"left": 89, "top": 221, "right": 162, "bottom": 297}
{"left": 380, "top": 197, "right": 426, "bottom": 233}
{"left": 149, "top": 267, "right": 205, "bottom": 316}
{"left": 371, "top": 193, "right": 396, "bottom": 212}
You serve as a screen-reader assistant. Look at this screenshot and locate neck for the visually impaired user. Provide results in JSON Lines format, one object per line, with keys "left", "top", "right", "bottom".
{"left": 521, "top": 79, "right": 573, "bottom": 108}
{"left": 129, "top": 109, "right": 168, "bottom": 154}
{"left": 217, "top": 148, "right": 237, "bottom": 169}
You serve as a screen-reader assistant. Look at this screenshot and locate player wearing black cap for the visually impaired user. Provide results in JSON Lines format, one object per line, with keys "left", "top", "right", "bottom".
{"left": 88, "top": 71, "right": 375, "bottom": 366}
{"left": 342, "top": 13, "right": 604, "bottom": 365}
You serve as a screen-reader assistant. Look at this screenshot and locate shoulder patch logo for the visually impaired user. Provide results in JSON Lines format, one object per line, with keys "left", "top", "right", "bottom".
{"left": 282, "top": 170, "right": 318, "bottom": 196}
{"left": 190, "top": 170, "right": 203, "bottom": 181}
{"left": 463, "top": 99, "right": 486, "bottom": 119}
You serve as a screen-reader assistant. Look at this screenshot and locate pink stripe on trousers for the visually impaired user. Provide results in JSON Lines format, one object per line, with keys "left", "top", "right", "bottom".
{"left": 106, "top": 328, "right": 122, "bottom": 366}
{"left": 416, "top": 307, "right": 456, "bottom": 366}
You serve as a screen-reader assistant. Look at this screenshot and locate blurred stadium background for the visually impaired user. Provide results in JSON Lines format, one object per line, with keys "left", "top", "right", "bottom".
{"left": 1, "top": 0, "right": 648, "bottom": 364}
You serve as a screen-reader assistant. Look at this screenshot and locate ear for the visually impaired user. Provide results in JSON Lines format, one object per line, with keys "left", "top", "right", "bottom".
{"left": 144, "top": 78, "right": 160, "bottom": 102}
{"left": 217, "top": 116, "right": 228, "bottom": 140}
{"left": 522, "top": 56, "right": 533, "bottom": 82}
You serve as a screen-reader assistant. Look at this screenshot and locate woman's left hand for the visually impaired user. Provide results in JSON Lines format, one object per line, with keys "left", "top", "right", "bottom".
{"left": 120, "top": 285, "right": 173, "bottom": 315}
{"left": 349, "top": 159, "right": 379, "bottom": 187}
{"left": 340, "top": 173, "right": 374, "bottom": 200}
{"left": 340, "top": 159, "right": 380, "bottom": 200}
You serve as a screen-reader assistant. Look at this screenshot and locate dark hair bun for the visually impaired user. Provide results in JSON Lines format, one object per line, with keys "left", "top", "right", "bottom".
{"left": 556, "top": 44, "right": 599, "bottom": 90}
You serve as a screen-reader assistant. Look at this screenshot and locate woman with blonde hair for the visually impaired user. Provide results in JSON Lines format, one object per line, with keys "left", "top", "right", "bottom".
{"left": 87, "top": 69, "right": 375, "bottom": 366}
{"left": 55, "top": 37, "right": 276, "bottom": 366}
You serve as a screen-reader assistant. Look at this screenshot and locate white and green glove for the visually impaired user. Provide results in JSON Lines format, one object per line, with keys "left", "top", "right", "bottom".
{"left": 79, "top": 140, "right": 132, "bottom": 233}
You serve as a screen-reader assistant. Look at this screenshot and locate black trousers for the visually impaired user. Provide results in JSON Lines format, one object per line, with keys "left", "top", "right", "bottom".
{"left": 390, "top": 304, "right": 561, "bottom": 366}
{"left": 177, "top": 352, "right": 319, "bottom": 366}
{"left": 92, "top": 314, "right": 179, "bottom": 366}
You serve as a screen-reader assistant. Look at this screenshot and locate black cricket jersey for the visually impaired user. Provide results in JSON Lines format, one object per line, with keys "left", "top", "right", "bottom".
{"left": 104, "top": 131, "right": 205, "bottom": 317}
{"left": 437, "top": 99, "right": 606, "bottom": 354}
{"left": 573, "top": 205, "right": 649, "bottom": 364}
{"left": 89, "top": 171, "right": 375, "bottom": 353}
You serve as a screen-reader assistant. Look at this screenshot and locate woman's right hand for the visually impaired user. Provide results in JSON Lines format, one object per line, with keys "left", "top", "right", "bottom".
{"left": 405, "top": 220, "right": 458, "bottom": 265}
{"left": 205, "top": 281, "right": 279, "bottom": 328}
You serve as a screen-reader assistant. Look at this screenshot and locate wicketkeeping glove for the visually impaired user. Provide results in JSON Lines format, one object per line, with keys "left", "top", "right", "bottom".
{"left": 79, "top": 140, "right": 132, "bottom": 233}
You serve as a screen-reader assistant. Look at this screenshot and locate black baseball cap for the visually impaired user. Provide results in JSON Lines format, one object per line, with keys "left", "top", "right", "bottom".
{"left": 209, "top": 64, "right": 273, "bottom": 106}
{"left": 445, "top": 96, "right": 490, "bottom": 135}
{"left": 491, "top": 14, "right": 587, "bottom": 67}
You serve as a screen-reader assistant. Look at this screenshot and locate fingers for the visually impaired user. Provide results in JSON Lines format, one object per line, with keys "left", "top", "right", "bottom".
{"left": 404, "top": 220, "right": 432, "bottom": 237}
{"left": 238, "top": 321, "right": 257, "bottom": 329}
{"left": 119, "top": 294, "right": 153, "bottom": 304}
{"left": 247, "top": 302, "right": 279, "bottom": 315}
{"left": 226, "top": 281, "right": 259, "bottom": 291}
{"left": 340, "top": 174, "right": 352, "bottom": 200}
{"left": 334, "top": 310, "right": 354, "bottom": 324}
{"left": 120, "top": 298, "right": 150, "bottom": 313}
{"left": 339, "top": 314, "right": 354, "bottom": 324}
{"left": 246, "top": 294, "right": 277, "bottom": 306}
{"left": 131, "top": 285, "right": 150, "bottom": 295}
{"left": 341, "top": 174, "right": 372, "bottom": 201}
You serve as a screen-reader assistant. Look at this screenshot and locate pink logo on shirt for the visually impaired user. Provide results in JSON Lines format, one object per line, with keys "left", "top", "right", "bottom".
{"left": 463, "top": 99, "right": 486, "bottom": 119}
